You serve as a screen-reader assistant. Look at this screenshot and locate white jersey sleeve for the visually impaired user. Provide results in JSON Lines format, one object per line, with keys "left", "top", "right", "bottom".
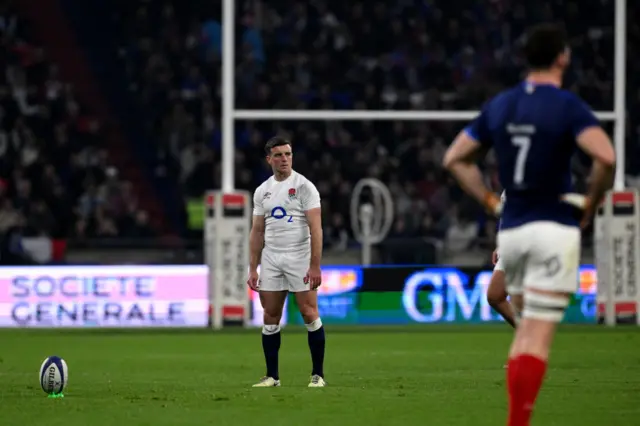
{"left": 253, "top": 185, "right": 265, "bottom": 216}
{"left": 300, "top": 180, "right": 321, "bottom": 211}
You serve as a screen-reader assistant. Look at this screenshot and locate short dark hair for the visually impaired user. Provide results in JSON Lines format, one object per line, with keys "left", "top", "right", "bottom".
{"left": 523, "top": 23, "right": 568, "bottom": 70}
{"left": 264, "top": 136, "right": 291, "bottom": 155}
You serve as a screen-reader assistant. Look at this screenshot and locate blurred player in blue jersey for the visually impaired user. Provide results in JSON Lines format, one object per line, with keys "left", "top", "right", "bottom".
{"left": 443, "top": 24, "right": 615, "bottom": 426}
{"left": 247, "top": 136, "right": 326, "bottom": 388}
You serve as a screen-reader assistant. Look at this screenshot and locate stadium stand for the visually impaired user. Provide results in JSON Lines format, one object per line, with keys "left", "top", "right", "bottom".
{"left": 111, "top": 0, "right": 638, "bottom": 260}
{"left": 3, "top": 0, "right": 640, "bottom": 264}
{"left": 0, "top": 1, "right": 158, "bottom": 265}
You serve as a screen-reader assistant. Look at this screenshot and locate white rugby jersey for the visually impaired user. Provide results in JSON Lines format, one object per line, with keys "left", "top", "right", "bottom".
{"left": 253, "top": 170, "right": 321, "bottom": 253}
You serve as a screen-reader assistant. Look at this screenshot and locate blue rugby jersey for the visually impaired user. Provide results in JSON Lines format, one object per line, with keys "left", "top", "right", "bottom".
{"left": 465, "top": 82, "right": 599, "bottom": 229}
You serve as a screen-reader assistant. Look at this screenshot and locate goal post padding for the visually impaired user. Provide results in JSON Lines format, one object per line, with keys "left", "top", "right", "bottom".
{"left": 204, "top": 190, "right": 251, "bottom": 329}
{"left": 595, "top": 189, "right": 640, "bottom": 326}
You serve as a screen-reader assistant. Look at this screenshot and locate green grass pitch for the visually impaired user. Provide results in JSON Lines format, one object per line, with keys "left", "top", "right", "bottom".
{"left": 1, "top": 325, "right": 639, "bottom": 426}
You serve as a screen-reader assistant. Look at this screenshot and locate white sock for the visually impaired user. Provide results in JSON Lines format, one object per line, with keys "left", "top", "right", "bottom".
{"left": 305, "top": 318, "right": 323, "bottom": 332}
{"left": 262, "top": 324, "right": 281, "bottom": 335}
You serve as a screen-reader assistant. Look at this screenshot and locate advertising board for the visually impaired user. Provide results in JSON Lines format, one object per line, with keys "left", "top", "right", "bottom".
{"left": 287, "top": 265, "right": 597, "bottom": 325}
{"left": 0, "top": 266, "right": 209, "bottom": 327}
{"left": 0, "top": 264, "right": 598, "bottom": 328}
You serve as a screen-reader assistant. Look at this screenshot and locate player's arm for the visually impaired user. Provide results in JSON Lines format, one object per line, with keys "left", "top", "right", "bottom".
{"left": 443, "top": 128, "right": 501, "bottom": 215}
{"left": 305, "top": 207, "right": 323, "bottom": 269}
{"left": 249, "top": 215, "right": 265, "bottom": 271}
{"left": 571, "top": 100, "right": 616, "bottom": 225}
{"left": 576, "top": 127, "right": 616, "bottom": 225}
{"left": 302, "top": 183, "right": 323, "bottom": 269}
{"left": 249, "top": 190, "right": 265, "bottom": 273}
{"left": 302, "top": 182, "right": 323, "bottom": 288}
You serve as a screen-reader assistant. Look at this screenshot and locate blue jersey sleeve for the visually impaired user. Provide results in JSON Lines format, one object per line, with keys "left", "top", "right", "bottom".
{"left": 570, "top": 96, "right": 600, "bottom": 138}
{"left": 463, "top": 104, "right": 492, "bottom": 147}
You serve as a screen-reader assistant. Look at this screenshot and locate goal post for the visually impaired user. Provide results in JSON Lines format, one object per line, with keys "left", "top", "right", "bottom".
{"left": 210, "top": 0, "right": 634, "bottom": 328}
{"left": 233, "top": 110, "right": 618, "bottom": 122}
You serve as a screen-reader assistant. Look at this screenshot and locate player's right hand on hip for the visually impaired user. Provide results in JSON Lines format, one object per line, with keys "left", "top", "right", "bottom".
{"left": 247, "top": 270, "right": 260, "bottom": 291}
{"left": 483, "top": 191, "right": 503, "bottom": 217}
{"left": 492, "top": 249, "right": 499, "bottom": 265}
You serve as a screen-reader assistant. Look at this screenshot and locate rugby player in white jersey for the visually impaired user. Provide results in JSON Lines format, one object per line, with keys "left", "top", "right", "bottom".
{"left": 247, "top": 136, "right": 326, "bottom": 388}
{"left": 443, "top": 24, "right": 615, "bottom": 426}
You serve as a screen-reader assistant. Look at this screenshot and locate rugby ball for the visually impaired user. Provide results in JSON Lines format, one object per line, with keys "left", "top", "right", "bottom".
{"left": 39, "top": 356, "right": 68, "bottom": 395}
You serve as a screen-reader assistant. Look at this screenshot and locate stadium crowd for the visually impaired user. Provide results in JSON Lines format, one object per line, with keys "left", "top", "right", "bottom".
{"left": 114, "top": 0, "right": 639, "bottom": 254}
{"left": 2, "top": 0, "right": 640, "bottom": 261}
{"left": 0, "top": 1, "right": 154, "bottom": 255}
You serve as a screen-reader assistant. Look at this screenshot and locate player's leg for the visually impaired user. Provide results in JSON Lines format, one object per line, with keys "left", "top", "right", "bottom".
{"left": 487, "top": 259, "right": 517, "bottom": 328}
{"left": 503, "top": 223, "right": 580, "bottom": 426}
{"left": 497, "top": 229, "right": 527, "bottom": 422}
{"left": 253, "top": 251, "right": 287, "bottom": 387}
{"left": 498, "top": 239, "right": 526, "bottom": 322}
{"left": 255, "top": 290, "right": 287, "bottom": 387}
{"left": 284, "top": 254, "right": 326, "bottom": 387}
{"left": 293, "top": 290, "right": 326, "bottom": 387}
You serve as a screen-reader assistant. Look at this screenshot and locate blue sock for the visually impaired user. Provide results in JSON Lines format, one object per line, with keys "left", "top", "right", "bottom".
{"left": 306, "top": 318, "right": 325, "bottom": 377}
{"left": 262, "top": 325, "right": 281, "bottom": 380}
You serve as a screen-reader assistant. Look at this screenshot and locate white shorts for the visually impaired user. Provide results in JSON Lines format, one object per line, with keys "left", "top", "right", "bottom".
{"left": 497, "top": 221, "right": 581, "bottom": 295}
{"left": 259, "top": 249, "right": 311, "bottom": 292}
{"left": 494, "top": 256, "right": 505, "bottom": 272}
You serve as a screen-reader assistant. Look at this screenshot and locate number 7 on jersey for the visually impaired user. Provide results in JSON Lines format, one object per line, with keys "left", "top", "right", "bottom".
{"left": 511, "top": 135, "right": 531, "bottom": 185}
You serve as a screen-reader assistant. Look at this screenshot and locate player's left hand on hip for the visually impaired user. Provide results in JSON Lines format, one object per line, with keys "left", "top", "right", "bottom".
{"left": 580, "top": 201, "right": 596, "bottom": 230}
{"left": 560, "top": 193, "right": 594, "bottom": 229}
{"left": 305, "top": 266, "right": 322, "bottom": 290}
{"left": 561, "top": 193, "right": 588, "bottom": 210}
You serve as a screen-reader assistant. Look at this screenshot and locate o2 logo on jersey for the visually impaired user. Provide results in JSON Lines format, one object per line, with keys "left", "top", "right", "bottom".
{"left": 271, "top": 207, "right": 293, "bottom": 223}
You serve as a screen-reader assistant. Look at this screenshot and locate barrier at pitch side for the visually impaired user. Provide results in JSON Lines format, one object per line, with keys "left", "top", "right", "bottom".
{"left": 0, "top": 264, "right": 599, "bottom": 328}
{"left": 284, "top": 265, "right": 598, "bottom": 326}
